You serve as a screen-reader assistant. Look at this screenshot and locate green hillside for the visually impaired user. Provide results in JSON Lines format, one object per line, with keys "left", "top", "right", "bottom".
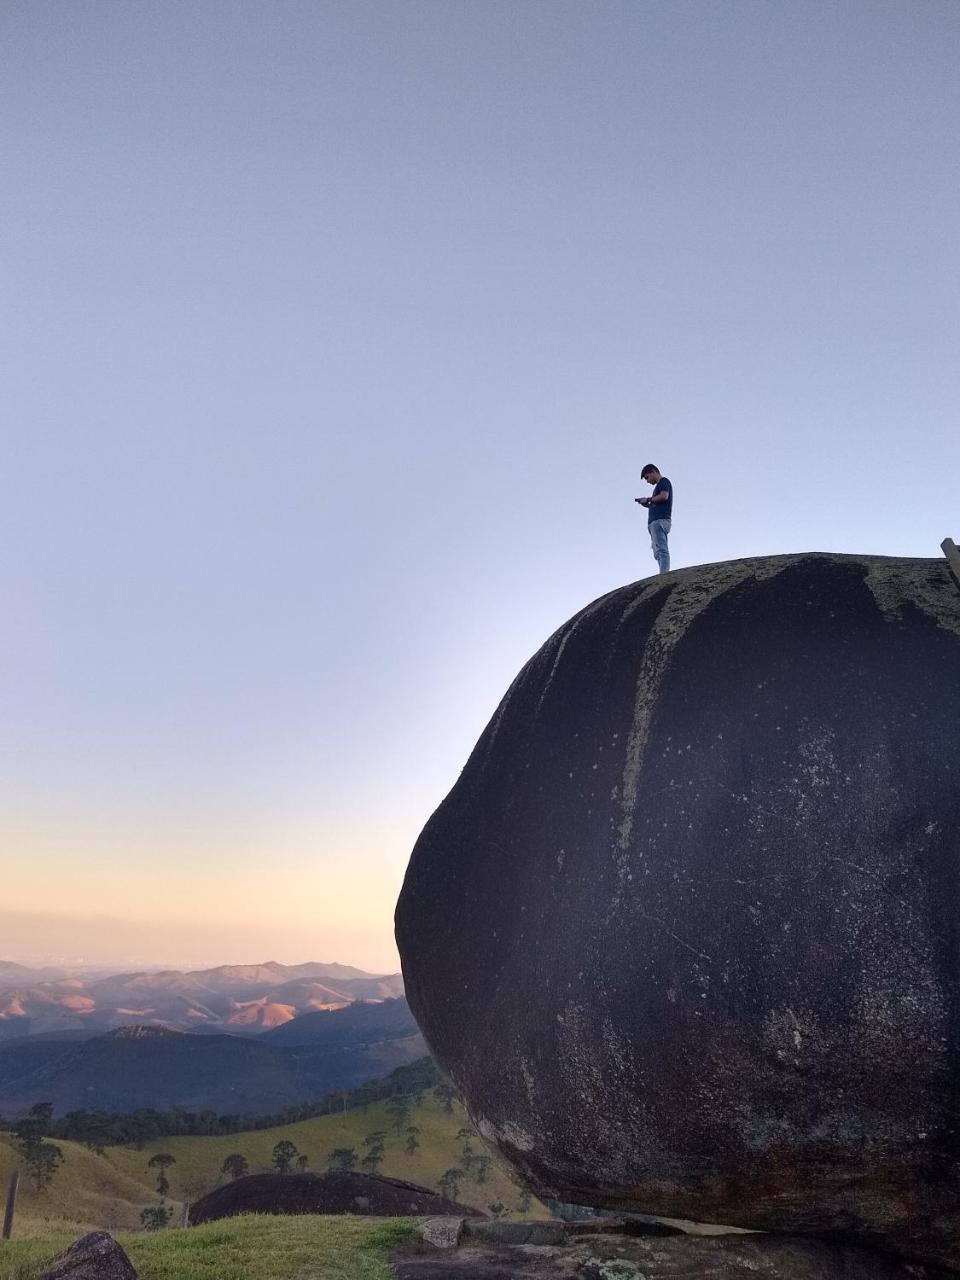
{"left": 0, "top": 1131, "right": 160, "bottom": 1236}
{"left": 0, "top": 1091, "right": 542, "bottom": 1235}
{"left": 0, "top": 1214, "right": 413, "bottom": 1280}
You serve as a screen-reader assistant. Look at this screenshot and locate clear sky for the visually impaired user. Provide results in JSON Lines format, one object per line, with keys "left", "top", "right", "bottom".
{"left": 2, "top": 1, "right": 958, "bottom": 973}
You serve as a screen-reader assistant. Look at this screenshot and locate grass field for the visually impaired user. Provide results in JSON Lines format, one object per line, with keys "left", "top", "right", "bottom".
{"left": 0, "top": 1214, "right": 415, "bottom": 1280}
{"left": 0, "top": 1092, "right": 542, "bottom": 1236}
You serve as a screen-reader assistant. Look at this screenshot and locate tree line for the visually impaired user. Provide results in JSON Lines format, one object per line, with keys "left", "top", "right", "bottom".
{"left": 137, "top": 1081, "right": 465, "bottom": 1229}
{"left": 208, "top": 1083, "right": 529, "bottom": 1217}
{"left": 3, "top": 1065, "right": 536, "bottom": 1231}
{"left": 0, "top": 1057, "right": 442, "bottom": 1151}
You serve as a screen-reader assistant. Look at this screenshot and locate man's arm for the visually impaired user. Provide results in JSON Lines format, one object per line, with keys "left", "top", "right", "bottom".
{"left": 649, "top": 487, "right": 671, "bottom": 505}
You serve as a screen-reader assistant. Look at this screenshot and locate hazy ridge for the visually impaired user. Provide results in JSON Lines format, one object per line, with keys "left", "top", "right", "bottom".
{"left": 0, "top": 959, "right": 404, "bottom": 1038}
{"left": 0, "top": 959, "right": 416, "bottom": 1116}
{"left": 0, "top": 997, "right": 422, "bottom": 1114}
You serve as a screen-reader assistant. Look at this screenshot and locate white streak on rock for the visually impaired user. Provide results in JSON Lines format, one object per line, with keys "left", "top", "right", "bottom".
{"left": 616, "top": 561, "right": 774, "bottom": 850}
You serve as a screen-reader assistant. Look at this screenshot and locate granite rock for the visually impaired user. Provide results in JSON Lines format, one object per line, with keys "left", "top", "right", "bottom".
{"left": 396, "top": 554, "right": 960, "bottom": 1272}
{"left": 40, "top": 1232, "right": 138, "bottom": 1280}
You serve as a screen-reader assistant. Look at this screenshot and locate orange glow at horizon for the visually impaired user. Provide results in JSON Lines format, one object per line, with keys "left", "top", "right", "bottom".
{"left": 0, "top": 810, "right": 410, "bottom": 973}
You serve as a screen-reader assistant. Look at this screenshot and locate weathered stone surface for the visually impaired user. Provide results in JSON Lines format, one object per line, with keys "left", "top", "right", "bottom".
{"left": 395, "top": 554, "right": 960, "bottom": 1272}
{"left": 40, "top": 1232, "right": 138, "bottom": 1280}
{"left": 567, "top": 1218, "right": 627, "bottom": 1236}
{"left": 420, "top": 1217, "right": 467, "bottom": 1248}
{"left": 394, "top": 1231, "right": 954, "bottom": 1280}
{"left": 188, "top": 1170, "right": 479, "bottom": 1223}
{"left": 566, "top": 1217, "right": 688, "bottom": 1239}
{"left": 463, "top": 1220, "right": 567, "bottom": 1246}
{"left": 575, "top": 1232, "right": 953, "bottom": 1277}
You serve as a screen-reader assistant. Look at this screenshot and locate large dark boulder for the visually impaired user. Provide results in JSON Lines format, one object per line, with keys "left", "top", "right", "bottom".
{"left": 395, "top": 554, "right": 960, "bottom": 1272}
{"left": 188, "top": 1170, "right": 480, "bottom": 1223}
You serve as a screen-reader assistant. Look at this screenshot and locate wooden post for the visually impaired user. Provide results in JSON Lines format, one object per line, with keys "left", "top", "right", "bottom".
{"left": 2, "top": 1170, "right": 19, "bottom": 1240}
{"left": 180, "top": 1202, "right": 190, "bottom": 1228}
{"left": 942, "top": 537, "right": 960, "bottom": 590}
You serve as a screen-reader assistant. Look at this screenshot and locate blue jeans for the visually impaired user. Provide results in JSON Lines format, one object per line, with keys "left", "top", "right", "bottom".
{"left": 649, "top": 518, "right": 671, "bottom": 574}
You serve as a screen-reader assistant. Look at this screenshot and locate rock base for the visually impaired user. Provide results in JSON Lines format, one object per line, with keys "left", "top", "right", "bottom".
{"left": 403, "top": 1219, "right": 955, "bottom": 1279}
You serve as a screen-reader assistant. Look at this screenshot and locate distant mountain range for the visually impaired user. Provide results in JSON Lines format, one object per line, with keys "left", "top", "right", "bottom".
{"left": 261, "top": 994, "right": 417, "bottom": 1048}
{"left": 0, "top": 960, "right": 404, "bottom": 1039}
{"left": 0, "top": 996, "right": 424, "bottom": 1115}
{"left": 0, "top": 960, "right": 68, "bottom": 986}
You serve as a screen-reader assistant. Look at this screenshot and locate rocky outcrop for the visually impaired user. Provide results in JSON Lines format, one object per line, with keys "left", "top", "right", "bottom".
{"left": 188, "top": 1170, "right": 480, "bottom": 1223}
{"left": 395, "top": 554, "right": 960, "bottom": 1272}
{"left": 40, "top": 1232, "right": 138, "bottom": 1280}
{"left": 396, "top": 1226, "right": 955, "bottom": 1280}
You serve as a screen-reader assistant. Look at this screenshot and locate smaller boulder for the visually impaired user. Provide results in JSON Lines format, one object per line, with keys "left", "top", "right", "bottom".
{"left": 40, "top": 1233, "right": 138, "bottom": 1280}
{"left": 462, "top": 1219, "right": 567, "bottom": 1246}
{"left": 418, "top": 1217, "right": 465, "bottom": 1249}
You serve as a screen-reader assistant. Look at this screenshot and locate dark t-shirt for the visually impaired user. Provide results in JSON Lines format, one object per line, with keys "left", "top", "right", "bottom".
{"left": 649, "top": 476, "right": 672, "bottom": 523}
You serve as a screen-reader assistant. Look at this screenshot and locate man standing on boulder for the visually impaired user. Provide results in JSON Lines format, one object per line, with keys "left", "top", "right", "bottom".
{"left": 636, "top": 464, "right": 673, "bottom": 574}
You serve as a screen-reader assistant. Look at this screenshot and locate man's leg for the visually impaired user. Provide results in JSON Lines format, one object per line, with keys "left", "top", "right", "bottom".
{"left": 650, "top": 519, "right": 671, "bottom": 574}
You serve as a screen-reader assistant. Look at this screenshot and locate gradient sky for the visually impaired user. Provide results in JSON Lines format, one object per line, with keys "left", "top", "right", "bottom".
{"left": 2, "top": 1, "right": 958, "bottom": 973}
